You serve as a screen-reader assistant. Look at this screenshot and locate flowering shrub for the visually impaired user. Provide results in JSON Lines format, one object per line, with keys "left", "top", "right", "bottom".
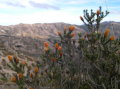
{"left": 7, "top": 55, "right": 26, "bottom": 89}
{"left": 0, "top": 6, "right": 120, "bottom": 89}
{"left": 78, "top": 7, "right": 120, "bottom": 89}
{"left": 42, "top": 6, "right": 120, "bottom": 89}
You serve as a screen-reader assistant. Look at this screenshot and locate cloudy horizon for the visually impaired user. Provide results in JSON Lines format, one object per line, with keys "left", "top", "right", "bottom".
{"left": 0, "top": 0, "right": 120, "bottom": 26}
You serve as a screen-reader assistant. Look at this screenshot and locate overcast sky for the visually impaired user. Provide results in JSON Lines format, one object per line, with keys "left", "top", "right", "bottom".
{"left": 0, "top": 0, "right": 120, "bottom": 25}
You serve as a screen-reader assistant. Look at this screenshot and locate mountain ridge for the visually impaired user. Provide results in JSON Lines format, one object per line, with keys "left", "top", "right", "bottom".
{"left": 0, "top": 21, "right": 119, "bottom": 59}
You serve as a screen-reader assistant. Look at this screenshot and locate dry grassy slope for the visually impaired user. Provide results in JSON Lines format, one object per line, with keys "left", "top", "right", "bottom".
{"left": 0, "top": 23, "right": 84, "bottom": 60}
{"left": 0, "top": 22, "right": 119, "bottom": 60}
{"left": 0, "top": 22, "right": 119, "bottom": 39}
{"left": 0, "top": 23, "right": 84, "bottom": 39}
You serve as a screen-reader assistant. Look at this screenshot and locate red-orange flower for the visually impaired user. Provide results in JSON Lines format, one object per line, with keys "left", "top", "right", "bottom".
{"left": 80, "top": 16, "right": 84, "bottom": 21}
{"left": 8, "top": 55, "right": 13, "bottom": 61}
{"left": 57, "top": 32, "right": 61, "bottom": 35}
{"left": 34, "top": 67, "right": 39, "bottom": 73}
{"left": 97, "top": 10, "right": 100, "bottom": 15}
{"left": 18, "top": 73, "right": 24, "bottom": 79}
{"left": 69, "top": 26, "right": 75, "bottom": 31}
{"left": 44, "top": 42, "right": 49, "bottom": 47}
{"left": 70, "top": 33, "right": 75, "bottom": 37}
{"left": 29, "top": 88, "right": 34, "bottom": 89}
{"left": 15, "top": 58, "right": 19, "bottom": 63}
{"left": 104, "top": 29, "right": 110, "bottom": 37}
{"left": 21, "top": 60, "right": 27, "bottom": 65}
{"left": 11, "top": 76, "right": 16, "bottom": 82}
{"left": 30, "top": 73, "right": 33, "bottom": 78}
{"left": 55, "top": 43, "right": 59, "bottom": 48}
{"left": 57, "top": 46, "right": 62, "bottom": 51}
{"left": 51, "top": 58, "right": 56, "bottom": 62}
{"left": 81, "top": 38, "right": 85, "bottom": 40}
{"left": 110, "top": 36, "right": 115, "bottom": 40}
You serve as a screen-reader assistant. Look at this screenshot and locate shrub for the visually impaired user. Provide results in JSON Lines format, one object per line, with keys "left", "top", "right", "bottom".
{"left": 42, "top": 6, "right": 120, "bottom": 89}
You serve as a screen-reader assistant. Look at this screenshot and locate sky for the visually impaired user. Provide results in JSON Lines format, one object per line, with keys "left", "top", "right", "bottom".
{"left": 0, "top": 0, "right": 120, "bottom": 26}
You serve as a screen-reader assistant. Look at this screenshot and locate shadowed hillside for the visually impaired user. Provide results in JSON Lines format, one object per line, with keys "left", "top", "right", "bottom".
{"left": 0, "top": 23, "right": 84, "bottom": 60}
{"left": 0, "top": 22, "right": 119, "bottom": 59}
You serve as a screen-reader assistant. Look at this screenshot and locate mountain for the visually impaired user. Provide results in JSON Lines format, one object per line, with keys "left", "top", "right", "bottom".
{"left": 101, "top": 21, "right": 120, "bottom": 36}
{"left": 0, "top": 23, "right": 84, "bottom": 39}
{"left": 0, "top": 22, "right": 119, "bottom": 60}
{"left": 80, "top": 21, "right": 120, "bottom": 36}
{"left": 0, "top": 23, "right": 84, "bottom": 60}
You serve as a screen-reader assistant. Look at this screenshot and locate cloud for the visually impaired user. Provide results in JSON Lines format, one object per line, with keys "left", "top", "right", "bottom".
{"left": 2, "top": 1, "right": 26, "bottom": 8}
{"left": 66, "top": 0, "right": 100, "bottom": 5}
{"left": 67, "top": 1, "right": 91, "bottom": 4}
{"left": 29, "top": 1, "right": 60, "bottom": 10}
{"left": 0, "top": 0, "right": 60, "bottom": 9}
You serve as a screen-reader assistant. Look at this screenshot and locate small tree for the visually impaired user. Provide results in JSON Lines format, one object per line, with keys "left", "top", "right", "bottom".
{"left": 79, "top": 6, "right": 120, "bottom": 89}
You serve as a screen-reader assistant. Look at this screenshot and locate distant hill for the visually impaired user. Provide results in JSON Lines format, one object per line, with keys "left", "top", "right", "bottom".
{"left": 0, "top": 21, "right": 119, "bottom": 59}
{"left": 0, "top": 23, "right": 84, "bottom": 39}
{"left": 0, "top": 21, "right": 119, "bottom": 39}
{"left": 0, "top": 23, "right": 84, "bottom": 60}
{"left": 80, "top": 21, "right": 120, "bottom": 37}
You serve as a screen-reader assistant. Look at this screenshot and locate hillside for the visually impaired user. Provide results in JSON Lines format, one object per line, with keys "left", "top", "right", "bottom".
{"left": 0, "top": 23, "right": 84, "bottom": 60}
{"left": 0, "top": 22, "right": 119, "bottom": 60}
{"left": 80, "top": 21, "right": 120, "bottom": 36}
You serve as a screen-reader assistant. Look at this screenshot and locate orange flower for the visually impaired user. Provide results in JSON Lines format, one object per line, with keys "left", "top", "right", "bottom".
{"left": 18, "top": 73, "right": 24, "bottom": 79}
{"left": 21, "top": 60, "right": 27, "bottom": 65}
{"left": 80, "top": 16, "right": 84, "bottom": 21}
{"left": 8, "top": 55, "right": 13, "bottom": 61}
{"left": 15, "top": 58, "right": 19, "bottom": 63}
{"left": 34, "top": 67, "right": 39, "bottom": 73}
{"left": 97, "top": 10, "right": 100, "bottom": 15}
{"left": 55, "top": 43, "right": 59, "bottom": 48}
{"left": 44, "top": 42, "right": 49, "bottom": 47}
{"left": 69, "top": 26, "right": 75, "bottom": 31}
{"left": 57, "top": 46, "right": 62, "bottom": 51}
{"left": 110, "top": 36, "right": 115, "bottom": 40}
{"left": 57, "top": 32, "right": 61, "bottom": 35}
{"left": 104, "top": 29, "right": 110, "bottom": 37}
{"left": 70, "top": 33, "right": 75, "bottom": 37}
{"left": 30, "top": 73, "right": 33, "bottom": 78}
{"left": 51, "top": 58, "right": 56, "bottom": 62}
{"left": 81, "top": 38, "right": 85, "bottom": 40}
{"left": 11, "top": 76, "right": 16, "bottom": 82}
{"left": 29, "top": 88, "right": 34, "bottom": 89}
